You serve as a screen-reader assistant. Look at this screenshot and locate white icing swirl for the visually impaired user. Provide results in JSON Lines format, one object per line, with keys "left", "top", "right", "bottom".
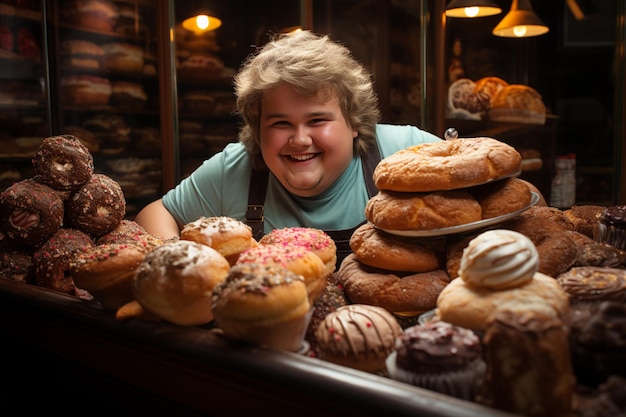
{"left": 459, "top": 229, "right": 538, "bottom": 290}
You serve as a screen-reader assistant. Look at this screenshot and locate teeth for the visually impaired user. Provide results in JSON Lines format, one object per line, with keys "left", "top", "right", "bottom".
{"left": 291, "top": 154, "right": 314, "bottom": 161}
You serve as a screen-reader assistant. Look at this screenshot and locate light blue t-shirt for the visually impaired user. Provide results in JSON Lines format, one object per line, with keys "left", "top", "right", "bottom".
{"left": 163, "top": 123, "right": 441, "bottom": 233}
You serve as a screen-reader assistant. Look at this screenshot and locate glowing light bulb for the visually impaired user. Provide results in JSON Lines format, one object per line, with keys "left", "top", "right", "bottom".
{"left": 464, "top": 7, "right": 479, "bottom": 17}
{"left": 196, "top": 15, "right": 209, "bottom": 30}
{"left": 513, "top": 25, "right": 528, "bottom": 37}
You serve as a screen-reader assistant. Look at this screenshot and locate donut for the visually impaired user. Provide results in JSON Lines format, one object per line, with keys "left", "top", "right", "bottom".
{"left": 33, "top": 228, "right": 95, "bottom": 295}
{"left": 97, "top": 219, "right": 164, "bottom": 251}
{"left": 503, "top": 215, "right": 578, "bottom": 278}
{"left": 33, "top": 135, "right": 94, "bottom": 192}
{"left": 0, "top": 179, "right": 64, "bottom": 247}
{"left": 563, "top": 205, "right": 605, "bottom": 238}
{"left": 132, "top": 240, "right": 230, "bottom": 326}
{"left": 180, "top": 216, "right": 257, "bottom": 265}
{"left": 70, "top": 242, "right": 149, "bottom": 310}
{"left": 468, "top": 177, "right": 531, "bottom": 219}
{"left": 211, "top": 262, "right": 311, "bottom": 352}
{"left": 336, "top": 253, "right": 450, "bottom": 316}
{"left": 236, "top": 243, "right": 327, "bottom": 304}
{"left": 259, "top": 227, "right": 337, "bottom": 275}
{"left": 373, "top": 137, "right": 522, "bottom": 193}
{"left": 365, "top": 190, "right": 481, "bottom": 231}
{"left": 314, "top": 304, "right": 402, "bottom": 374}
{"left": 516, "top": 205, "right": 574, "bottom": 231}
{"left": 349, "top": 222, "right": 442, "bottom": 272}
{"left": 67, "top": 173, "right": 126, "bottom": 237}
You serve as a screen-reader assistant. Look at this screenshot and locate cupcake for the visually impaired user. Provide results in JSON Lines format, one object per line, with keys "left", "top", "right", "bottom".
{"left": 386, "top": 321, "right": 486, "bottom": 401}
{"left": 595, "top": 205, "right": 626, "bottom": 250}
{"left": 211, "top": 263, "right": 311, "bottom": 352}
{"left": 315, "top": 304, "right": 402, "bottom": 374}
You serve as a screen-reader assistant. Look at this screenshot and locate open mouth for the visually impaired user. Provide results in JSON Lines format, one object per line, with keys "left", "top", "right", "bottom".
{"left": 289, "top": 153, "right": 317, "bottom": 161}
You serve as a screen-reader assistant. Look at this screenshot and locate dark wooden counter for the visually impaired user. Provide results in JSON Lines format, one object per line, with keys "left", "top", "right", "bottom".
{"left": 0, "top": 279, "right": 517, "bottom": 417}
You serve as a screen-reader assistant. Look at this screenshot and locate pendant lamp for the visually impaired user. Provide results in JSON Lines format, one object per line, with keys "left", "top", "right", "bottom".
{"left": 445, "top": 0, "right": 502, "bottom": 18}
{"left": 492, "top": 0, "right": 549, "bottom": 38}
{"left": 182, "top": 9, "right": 222, "bottom": 34}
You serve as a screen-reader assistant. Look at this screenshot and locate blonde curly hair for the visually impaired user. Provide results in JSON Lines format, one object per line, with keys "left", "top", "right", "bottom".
{"left": 234, "top": 30, "right": 381, "bottom": 170}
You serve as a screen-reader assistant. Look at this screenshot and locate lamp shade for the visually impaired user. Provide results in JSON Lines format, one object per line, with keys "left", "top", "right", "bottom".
{"left": 492, "top": 0, "right": 549, "bottom": 37}
{"left": 182, "top": 12, "right": 222, "bottom": 34}
{"left": 445, "top": 0, "right": 502, "bottom": 18}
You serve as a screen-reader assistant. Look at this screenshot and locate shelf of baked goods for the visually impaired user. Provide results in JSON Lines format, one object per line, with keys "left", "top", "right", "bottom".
{"left": 0, "top": 3, "right": 41, "bottom": 22}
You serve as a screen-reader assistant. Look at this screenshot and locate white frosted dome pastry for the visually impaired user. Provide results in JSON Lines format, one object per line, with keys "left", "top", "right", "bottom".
{"left": 459, "top": 229, "right": 539, "bottom": 290}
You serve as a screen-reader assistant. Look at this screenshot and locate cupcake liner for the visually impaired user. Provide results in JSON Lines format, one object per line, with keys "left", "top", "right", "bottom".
{"left": 386, "top": 351, "right": 486, "bottom": 401}
{"left": 596, "top": 223, "right": 626, "bottom": 251}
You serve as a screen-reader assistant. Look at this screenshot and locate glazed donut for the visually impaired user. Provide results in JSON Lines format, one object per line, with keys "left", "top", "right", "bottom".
{"left": 259, "top": 227, "right": 337, "bottom": 276}
{"left": 503, "top": 216, "right": 578, "bottom": 278}
{"left": 469, "top": 177, "right": 531, "bottom": 219}
{"left": 314, "top": 304, "right": 402, "bottom": 374}
{"left": 33, "top": 228, "right": 95, "bottom": 295}
{"left": 132, "top": 240, "right": 230, "bottom": 326}
{"left": 365, "top": 190, "right": 481, "bottom": 231}
{"left": 563, "top": 205, "right": 605, "bottom": 238}
{"left": 373, "top": 137, "right": 522, "bottom": 193}
{"left": 33, "top": 135, "right": 94, "bottom": 192}
{"left": 97, "top": 219, "right": 164, "bottom": 251}
{"left": 67, "top": 173, "right": 126, "bottom": 237}
{"left": 236, "top": 243, "right": 327, "bottom": 304}
{"left": 0, "top": 179, "right": 64, "bottom": 247}
{"left": 71, "top": 242, "right": 149, "bottom": 310}
{"left": 350, "top": 222, "right": 442, "bottom": 272}
{"left": 180, "top": 216, "right": 257, "bottom": 265}
{"left": 211, "top": 262, "right": 311, "bottom": 351}
{"left": 336, "top": 253, "right": 450, "bottom": 316}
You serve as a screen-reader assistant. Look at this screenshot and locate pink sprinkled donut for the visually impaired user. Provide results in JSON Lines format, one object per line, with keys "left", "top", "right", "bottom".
{"left": 259, "top": 227, "right": 337, "bottom": 276}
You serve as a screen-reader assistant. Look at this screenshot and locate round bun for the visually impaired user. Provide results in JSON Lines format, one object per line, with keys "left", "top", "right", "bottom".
{"left": 473, "top": 76, "right": 509, "bottom": 110}
{"left": 236, "top": 243, "right": 327, "bottom": 304}
{"left": 349, "top": 222, "right": 442, "bottom": 272}
{"left": 489, "top": 84, "right": 546, "bottom": 125}
{"left": 61, "top": 39, "right": 105, "bottom": 69}
{"left": 71, "top": 242, "right": 148, "bottom": 310}
{"left": 0, "top": 179, "right": 65, "bottom": 247}
{"left": 211, "top": 263, "right": 311, "bottom": 351}
{"left": 436, "top": 272, "right": 570, "bottom": 332}
{"left": 315, "top": 304, "right": 402, "bottom": 374}
{"left": 61, "top": 75, "right": 111, "bottom": 105}
{"left": 132, "top": 240, "right": 230, "bottom": 326}
{"left": 365, "top": 189, "right": 481, "bottom": 231}
{"left": 33, "top": 135, "right": 94, "bottom": 192}
{"left": 67, "top": 173, "right": 126, "bottom": 237}
{"left": 447, "top": 78, "right": 482, "bottom": 118}
{"left": 259, "top": 227, "right": 337, "bottom": 275}
{"left": 469, "top": 177, "right": 531, "bottom": 219}
{"left": 336, "top": 253, "right": 450, "bottom": 316}
{"left": 101, "top": 42, "right": 144, "bottom": 74}
{"left": 373, "top": 137, "right": 522, "bottom": 193}
{"left": 109, "top": 81, "right": 147, "bottom": 107}
{"left": 64, "top": 0, "right": 118, "bottom": 32}
{"left": 180, "top": 216, "right": 257, "bottom": 265}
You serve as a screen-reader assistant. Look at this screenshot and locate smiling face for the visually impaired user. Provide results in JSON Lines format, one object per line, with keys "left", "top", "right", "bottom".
{"left": 259, "top": 83, "right": 357, "bottom": 197}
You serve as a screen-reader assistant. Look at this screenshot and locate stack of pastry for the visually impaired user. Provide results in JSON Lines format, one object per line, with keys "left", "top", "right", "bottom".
{"left": 336, "top": 137, "right": 529, "bottom": 319}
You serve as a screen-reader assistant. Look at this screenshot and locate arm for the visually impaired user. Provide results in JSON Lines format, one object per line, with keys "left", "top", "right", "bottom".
{"left": 134, "top": 199, "right": 181, "bottom": 239}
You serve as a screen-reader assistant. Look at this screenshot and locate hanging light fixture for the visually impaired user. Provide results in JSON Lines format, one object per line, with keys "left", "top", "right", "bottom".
{"left": 492, "top": 0, "right": 549, "bottom": 38}
{"left": 445, "top": 0, "right": 502, "bottom": 18}
{"left": 182, "top": 9, "right": 222, "bottom": 35}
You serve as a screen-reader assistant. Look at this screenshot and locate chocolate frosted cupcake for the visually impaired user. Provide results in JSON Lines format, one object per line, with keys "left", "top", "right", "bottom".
{"left": 595, "top": 205, "right": 626, "bottom": 250}
{"left": 557, "top": 266, "right": 626, "bottom": 306}
{"left": 315, "top": 304, "right": 402, "bottom": 374}
{"left": 385, "top": 321, "right": 485, "bottom": 401}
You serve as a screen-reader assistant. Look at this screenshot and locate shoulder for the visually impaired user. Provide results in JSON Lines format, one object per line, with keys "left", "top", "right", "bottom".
{"left": 375, "top": 124, "right": 441, "bottom": 157}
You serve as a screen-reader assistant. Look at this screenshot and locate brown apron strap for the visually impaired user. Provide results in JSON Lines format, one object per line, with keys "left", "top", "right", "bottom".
{"left": 362, "top": 142, "right": 382, "bottom": 198}
{"left": 246, "top": 169, "right": 269, "bottom": 241}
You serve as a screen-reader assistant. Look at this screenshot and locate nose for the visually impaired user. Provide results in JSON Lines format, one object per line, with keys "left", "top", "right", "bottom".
{"left": 290, "top": 125, "right": 312, "bottom": 145}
